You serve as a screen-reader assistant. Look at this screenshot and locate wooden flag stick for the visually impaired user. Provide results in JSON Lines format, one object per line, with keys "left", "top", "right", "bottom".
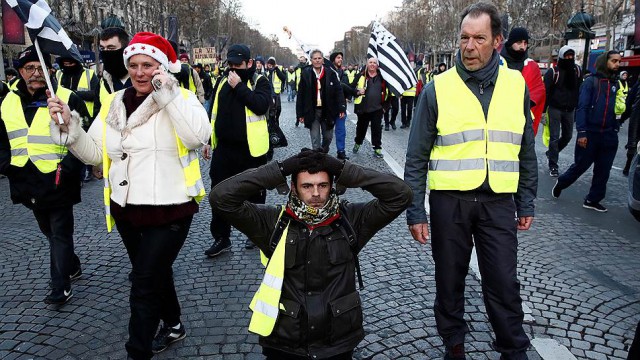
{"left": 34, "top": 39, "right": 64, "bottom": 125}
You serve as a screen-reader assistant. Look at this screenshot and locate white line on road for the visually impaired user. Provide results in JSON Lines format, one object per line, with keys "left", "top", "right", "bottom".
{"left": 530, "top": 339, "right": 577, "bottom": 360}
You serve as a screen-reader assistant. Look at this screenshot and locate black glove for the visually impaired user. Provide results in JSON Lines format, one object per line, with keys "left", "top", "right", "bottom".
{"left": 279, "top": 148, "right": 315, "bottom": 176}
{"left": 279, "top": 148, "right": 345, "bottom": 177}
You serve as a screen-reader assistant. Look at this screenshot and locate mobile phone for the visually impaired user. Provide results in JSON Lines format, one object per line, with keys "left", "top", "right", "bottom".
{"left": 152, "top": 65, "right": 166, "bottom": 91}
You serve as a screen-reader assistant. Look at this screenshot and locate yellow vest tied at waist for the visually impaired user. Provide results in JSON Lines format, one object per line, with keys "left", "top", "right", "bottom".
{"left": 1, "top": 87, "right": 73, "bottom": 173}
{"left": 249, "top": 208, "right": 289, "bottom": 336}
{"left": 211, "top": 75, "right": 269, "bottom": 157}
{"left": 57, "top": 69, "right": 96, "bottom": 117}
{"left": 402, "top": 86, "right": 416, "bottom": 97}
{"left": 99, "top": 88, "right": 206, "bottom": 232}
{"left": 430, "top": 67, "right": 525, "bottom": 193}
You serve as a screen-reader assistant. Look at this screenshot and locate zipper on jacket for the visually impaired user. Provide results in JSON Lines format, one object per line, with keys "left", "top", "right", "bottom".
{"left": 479, "top": 83, "right": 484, "bottom": 95}
{"left": 602, "top": 79, "right": 609, "bottom": 132}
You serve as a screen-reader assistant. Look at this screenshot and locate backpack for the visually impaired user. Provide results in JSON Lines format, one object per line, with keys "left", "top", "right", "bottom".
{"left": 267, "top": 204, "right": 364, "bottom": 289}
{"left": 551, "top": 64, "right": 581, "bottom": 84}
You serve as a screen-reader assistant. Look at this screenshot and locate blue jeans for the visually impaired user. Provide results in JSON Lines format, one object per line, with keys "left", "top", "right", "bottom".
{"left": 204, "top": 98, "right": 213, "bottom": 119}
{"left": 334, "top": 113, "right": 347, "bottom": 153}
{"left": 287, "top": 84, "right": 296, "bottom": 102}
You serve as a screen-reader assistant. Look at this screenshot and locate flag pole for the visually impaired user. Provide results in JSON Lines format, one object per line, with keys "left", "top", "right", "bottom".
{"left": 34, "top": 39, "right": 64, "bottom": 125}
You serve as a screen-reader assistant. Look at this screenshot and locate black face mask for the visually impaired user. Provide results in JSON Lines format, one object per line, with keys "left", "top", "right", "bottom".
{"left": 100, "top": 48, "right": 128, "bottom": 79}
{"left": 558, "top": 58, "right": 574, "bottom": 70}
{"left": 225, "top": 68, "right": 253, "bottom": 83}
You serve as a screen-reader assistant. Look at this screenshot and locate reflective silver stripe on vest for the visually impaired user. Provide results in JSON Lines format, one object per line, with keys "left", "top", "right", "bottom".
{"left": 488, "top": 160, "right": 519, "bottom": 172}
{"left": 7, "top": 128, "right": 28, "bottom": 139}
{"left": 429, "top": 158, "right": 485, "bottom": 171}
{"left": 488, "top": 130, "right": 522, "bottom": 145}
{"left": 246, "top": 114, "right": 264, "bottom": 124}
{"left": 435, "top": 129, "right": 485, "bottom": 146}
{"left": 187, "top": 180, "right": 205, "bottom": 197}
{"left": 11, "top": 148, "right": 28, "bottom": 156}
{"left": 179, "top": 151, "right": 198, "bottom": 168}
{"left": 254, "top": 299, "right": 279, "bottom": 319}
{"left": 31, "top": 154, "right": 60, "bottom": 161}
{"left": 27, "top": 135, "right": 56, "bottom": 144}
{"left": 262, "top": 273, "right": 283, "bottom": 290}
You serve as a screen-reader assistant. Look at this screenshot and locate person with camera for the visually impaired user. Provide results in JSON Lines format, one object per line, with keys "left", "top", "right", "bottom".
{"left": 46, "top": 32, "right": 211, "bottom": 359}
{"left": 203, "top": 44, "right": 272, "bottom": 255}
{"left": 209, "top": 148, "right": 412, "bottom": 359}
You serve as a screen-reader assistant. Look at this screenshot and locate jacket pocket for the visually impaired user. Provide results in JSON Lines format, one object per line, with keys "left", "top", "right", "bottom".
{"left": 329, "top": 291, "right": 363, "bottom": 343}
{"left": 272, "top": 297, "right": 302, "bottom": 346}
{"left": 326, "top": 233, "right": 353, "bottom": 265}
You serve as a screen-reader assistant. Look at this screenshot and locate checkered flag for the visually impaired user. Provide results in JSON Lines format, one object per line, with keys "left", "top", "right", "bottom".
{"left": 6, "top": 0, "right": 83, "bottom": 64}
{"left": 368, "top": 21, "right": 417, "bottom": 97}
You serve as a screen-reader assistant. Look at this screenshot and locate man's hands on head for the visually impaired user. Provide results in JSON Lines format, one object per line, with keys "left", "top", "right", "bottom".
{"left": 279, "top": 148, "right": 345, "bottom": 177}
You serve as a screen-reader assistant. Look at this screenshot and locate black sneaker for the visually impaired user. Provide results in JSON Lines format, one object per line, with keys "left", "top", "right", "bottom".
{"left": 549, "top": 168, "right": 559, "bottom": 177}
{"left": 583, "top": 200, "right": 607, "bottom": 212}
{"left": 45, "top": 287, "right": 72, "bottom": 305}
{"left": 336, "top": 151, "right": 349, "bottom": 160}
{"left": 204, "top": 238, "right": 231, "bottom": 257}
{"left": 384, "top": 125, "right": 390, "bottom": 131}
{"left": 551, "top": 181, "right": 562, "bottom": 199}
{"left": 152, "top": 323, "right": 186, "bottom": 354}
{"left": 69, "top": 267, "right": 82, "bottom": 281}
{"left": 391, "top": 124, "right": 397, "bottom": 130}
{"left": 244, "top": 239, "right": 256, "bottom": 249}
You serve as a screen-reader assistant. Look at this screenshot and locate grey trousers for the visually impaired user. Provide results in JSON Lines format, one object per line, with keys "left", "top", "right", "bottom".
{"left": 309, "top": 109, "right": 333, "bottom": 152}
{"left": 546, "top": 106, "right": 575, "bottom": 170}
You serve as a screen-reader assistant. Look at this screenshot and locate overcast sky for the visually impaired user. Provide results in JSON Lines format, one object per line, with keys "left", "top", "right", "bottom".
{"left": 240, "top": 0, "right": 404, "bottom": 54}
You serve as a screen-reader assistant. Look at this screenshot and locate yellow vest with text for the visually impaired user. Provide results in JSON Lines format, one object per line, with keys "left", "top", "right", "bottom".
{"left": 249, "top": 208, "right": 289, "bottom": 336}
{"left": 1, "top": 87, "right": 73, "bottom": 173}
{"left": 211, "top": 75, "right": 269, "bottom": 157}
{"left": 99, "top": 88, "right": 206, "bottom": 232}
{"left": 57, "top": 69, "right": 96, "bottom": 117}
{"left": 430, "top": 67, "right": 525, "bottom": 193}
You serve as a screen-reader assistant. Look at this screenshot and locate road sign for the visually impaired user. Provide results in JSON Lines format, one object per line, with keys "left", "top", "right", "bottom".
{"left": 193, "top": 47, "right": 216, "bottom": 64}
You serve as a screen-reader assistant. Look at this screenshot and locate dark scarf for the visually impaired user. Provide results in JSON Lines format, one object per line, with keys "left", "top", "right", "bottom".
{"left": 500, "top": 46, "right": 527, "bottom": 72}
{"left": 557, "top": 59, "right": 578, "bottom": 89}
{"left": 456, "top": 50, "right": 500, "bottom": 85}
{"left": 286, "top": 190, "right": 339, "bottom": 226}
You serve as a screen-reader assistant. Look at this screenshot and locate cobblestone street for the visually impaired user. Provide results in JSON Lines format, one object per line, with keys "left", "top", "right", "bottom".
{"left": 1, "top": 97, "right": 639, "bottom": 359}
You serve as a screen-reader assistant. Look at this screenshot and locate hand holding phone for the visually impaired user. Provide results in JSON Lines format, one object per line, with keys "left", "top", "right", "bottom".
{"left": 152, "top": 64, "right": 168, "bottom": 91}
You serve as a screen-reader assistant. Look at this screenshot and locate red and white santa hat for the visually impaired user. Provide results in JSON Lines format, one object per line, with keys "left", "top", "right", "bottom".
{"left": 123, "top": 32, "right": 181, "bottom": 73}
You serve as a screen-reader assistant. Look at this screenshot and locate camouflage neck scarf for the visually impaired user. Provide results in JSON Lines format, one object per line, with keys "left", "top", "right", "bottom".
{"left": 287, "top": 190, "right": 339, "bottom": 225}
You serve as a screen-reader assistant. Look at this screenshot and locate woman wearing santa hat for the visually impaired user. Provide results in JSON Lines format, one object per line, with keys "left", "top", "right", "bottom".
{"left": 46, "top": 32, "right": 211, "bottom": 359}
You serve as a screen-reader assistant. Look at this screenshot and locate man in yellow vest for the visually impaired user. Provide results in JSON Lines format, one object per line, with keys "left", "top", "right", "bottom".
{"left": 209, "top": 148, "right": 412, "bottom": 359}
{"left": 202, "top": 44, "right": 271, "bottom": 256}
{"left": 286, "top": 65, "right": 296, "bottom": 102}
{"left": 404, "top": 3, "right": 537, "bottom": 359}
{"left": 0, "top": 46, "right": 91, "bottom": 305}
{"left": 265, "top": 57, "right": 286, "bottom": 124}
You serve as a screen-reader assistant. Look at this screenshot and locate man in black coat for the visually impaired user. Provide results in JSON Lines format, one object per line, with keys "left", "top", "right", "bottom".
{"left": 296, "top": 49, "right": 346, "bottom": 152}
{"left": 0, "top": 46, "right": 90, "bottom": 305}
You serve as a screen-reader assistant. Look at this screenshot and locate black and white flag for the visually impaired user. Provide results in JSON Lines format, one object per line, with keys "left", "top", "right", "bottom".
{"left": 367, "top": 21, "right": 417, "bottom": 97}
{"left": 6, "top": 0, "right": 83, "bottom": 63}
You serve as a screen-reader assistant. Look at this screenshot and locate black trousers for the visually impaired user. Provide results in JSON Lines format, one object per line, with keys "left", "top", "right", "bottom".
{"left": 354, "top": 109, "right": 383, "bottom": 149}
{"left": 209, "top": 146, "right": 267, "bottom": 240}
{"left": 557, "top": 131, "right": 618, "bottom": 203}
{"left": 263, "top": 348, "right": 353, "bottom": 360}
{"left": 384, "top": 97, "right": 399, "bottom": 126}
{"left": 118, "top": 215, "right": 192, "bottom": 360}
{"left": 546, "top": 106, "right": 575, "bottom": 170}
{"left": 272, "top": 94, "right": 282, "bottom": 123}
{"left": 400, "top": 96, "right": 414, "bottom": 126}
{"left": 429, "top": 191, "right": 529, "bottom": 359}
{"left": 33, "top": 206, "right": 80, "bottom": 292}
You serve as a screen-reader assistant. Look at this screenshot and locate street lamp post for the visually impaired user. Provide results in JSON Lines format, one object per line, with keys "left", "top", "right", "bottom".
{"left": 565, "top": 7, "right": 595, "bottom": 71}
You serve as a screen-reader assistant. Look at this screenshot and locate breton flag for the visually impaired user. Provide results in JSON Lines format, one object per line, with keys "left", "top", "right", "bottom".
{"left": 6, "top": 0, "right": 83, "bottom": 64}
{"left": 367, "top": 21, "right": 417, "bottom": 97}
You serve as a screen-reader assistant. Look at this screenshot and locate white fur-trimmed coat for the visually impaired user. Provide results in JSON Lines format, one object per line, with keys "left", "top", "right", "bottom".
{"left": 51, "top": 76, "right": 211, "bottom": 206}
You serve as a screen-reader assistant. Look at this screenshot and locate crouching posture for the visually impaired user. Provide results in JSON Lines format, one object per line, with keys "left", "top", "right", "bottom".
{"left": 210, "top": 149, "right": 412, "bottom": 359}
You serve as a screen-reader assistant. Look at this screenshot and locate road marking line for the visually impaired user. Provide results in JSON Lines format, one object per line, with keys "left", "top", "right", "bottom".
{"left": 530, "top": 338, "right": 577, "bottom": 359}
{"left": 612, "top": 166, "right": 622, "bottom": 171}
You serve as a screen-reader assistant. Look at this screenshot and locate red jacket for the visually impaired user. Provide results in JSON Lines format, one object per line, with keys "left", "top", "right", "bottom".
{"left": 521, "top": 59, "right": 546, "bottom": 135}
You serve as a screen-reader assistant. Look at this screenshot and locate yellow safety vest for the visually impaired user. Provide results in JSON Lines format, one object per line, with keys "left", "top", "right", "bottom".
{"left": 347, "top": 70, "right": 356, "bottom": 84}
{"left": 616, "top": 80, "right": 628, "bottom": 116}
{"left": 287, "top": 71, "right": 296, "bottom": 83}
{"left": 430, "top": 67, "right": 525, "bottom": 193}
{"left": 211, "top": 75, "right": 269, "bottom": 157}
{"left": 402, "top": 86, "right": 416, "bottom": 97}
{"left": 249, "top": 208, "right": 289, "bottom": 336}
{"left": 295, "top": 68, "right": 302, "bottom": 90}
{"left": 271, "top": 70, "right": 282, "bottom": 94}
{"left": 57, "top": 69, "right": 96, "bottom": 117}
{"left": 9, "top": 79, "right": 19, "bottom": 91}
{"left": 353, "top": 75, "right": 387, "bottom": 105}
{"left": 99, "top": 88, "right": 206, "bottom": 232}
{"left": 1, "top": 87, "right": 73, "bottom": 173}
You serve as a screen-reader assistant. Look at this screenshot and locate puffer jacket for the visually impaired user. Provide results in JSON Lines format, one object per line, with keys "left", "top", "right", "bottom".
{"left": 210, "top": 161, "right": 412, "bottom": 359}
{"left": 50, "top": 75, "right": 211, "bottom": 206}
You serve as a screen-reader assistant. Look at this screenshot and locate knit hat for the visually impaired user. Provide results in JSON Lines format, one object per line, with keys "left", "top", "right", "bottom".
{"left": 123, "top": 32, "right": 181, "bottom": 73}
{"left": 255, "top": 56, "right": 265, "bottom": 65}
{"left": 17, "top": 46, "right": 51, "bottom": 68}
{"left": 179, "top": 53, "right": 189, "bottom": 62}
{"left": 506, "top": 27, "right": 529, "bottom": 48}
{"left": 330, "top": 51, "right": 343, "bottom": 64}
{"left": 267, "top": 57, "right": 276, "bottom": 66}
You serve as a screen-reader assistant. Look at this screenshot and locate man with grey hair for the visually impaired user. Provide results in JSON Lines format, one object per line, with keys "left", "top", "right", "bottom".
{"left": 404, "top": 2, "right": 537, "bottom": 359}
{"left": 296, "top": 49, "right": 346, "bottom": 151}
